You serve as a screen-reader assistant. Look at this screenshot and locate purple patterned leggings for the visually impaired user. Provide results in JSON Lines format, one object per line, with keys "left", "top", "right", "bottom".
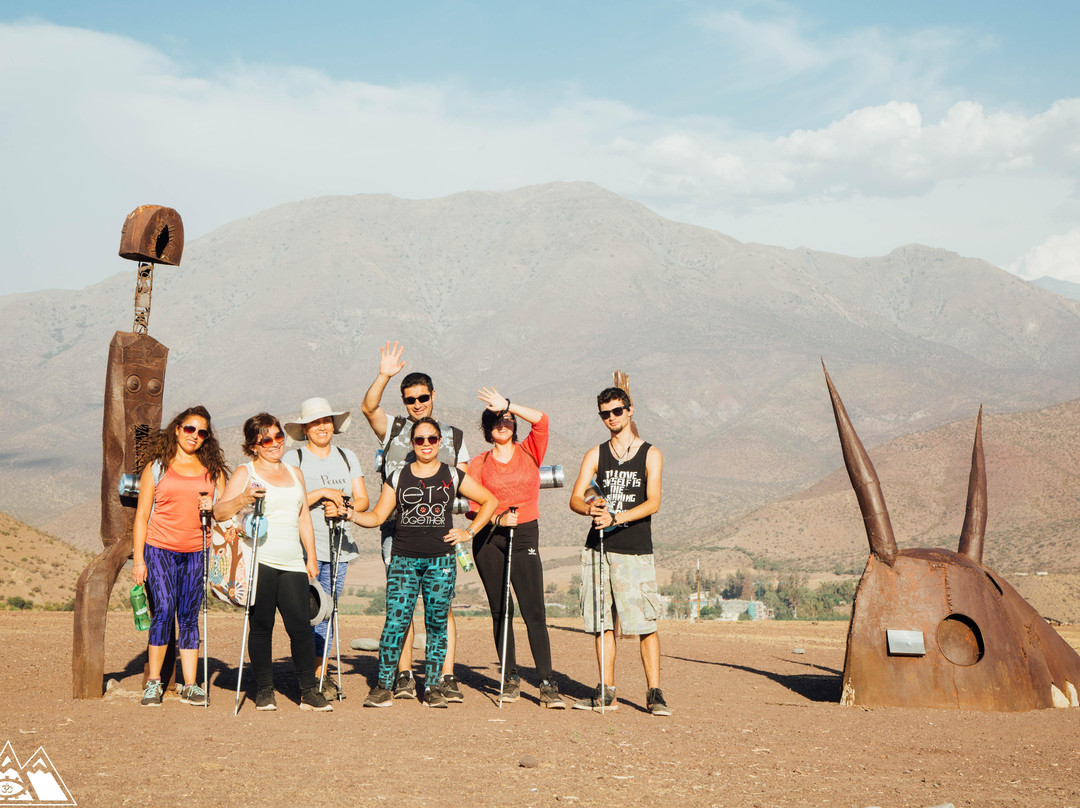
{"left": 144, "top": 544, "right": 204, "bottom": 649}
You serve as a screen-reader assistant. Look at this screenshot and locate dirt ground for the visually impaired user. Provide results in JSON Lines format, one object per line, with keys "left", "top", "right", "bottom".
{"left": 3, "top": 613, "right": 1080, "bottom": 808}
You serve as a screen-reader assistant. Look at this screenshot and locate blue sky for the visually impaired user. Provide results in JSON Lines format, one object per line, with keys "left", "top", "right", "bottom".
{"left": 2, "top": 1, "right": 1079, "bottom": 293}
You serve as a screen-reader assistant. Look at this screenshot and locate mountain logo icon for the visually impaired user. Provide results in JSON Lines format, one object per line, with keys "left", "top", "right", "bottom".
{"left": 0, "top": 741, "right": 75, "bottom": 805}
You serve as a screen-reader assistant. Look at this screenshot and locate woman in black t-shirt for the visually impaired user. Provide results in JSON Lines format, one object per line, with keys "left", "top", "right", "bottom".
{"left": 355, "top": 417, "right": 497, "bottom": 707}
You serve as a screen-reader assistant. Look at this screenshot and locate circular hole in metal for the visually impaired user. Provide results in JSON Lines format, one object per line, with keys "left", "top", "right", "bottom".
{"left": 154, "top": 225, "right": 171, "bottom": 259}
{"left": 937, "top": 613, "right": 984, "bottom": 666}
{"left": 125, "top": 374, "right": 142, "bottom": 393}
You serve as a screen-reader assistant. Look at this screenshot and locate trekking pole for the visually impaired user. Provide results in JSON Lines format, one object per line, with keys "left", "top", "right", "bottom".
{"left": 497, "top": 507, "right": 518, "bottom": 709}
{"left": 199, "top": 492, "right": 212, "bottom": 708}
{"left": 234, "top": 490, "right": 264, "bottom": 715}
{"left": 586, "top": 481, "right": 608, "bottom": 715}
{"left": 320, "top": 496, "right": 348, "bottom": 701}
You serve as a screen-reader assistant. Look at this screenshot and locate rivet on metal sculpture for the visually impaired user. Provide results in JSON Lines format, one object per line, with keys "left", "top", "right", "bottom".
{"left": 72, "top": 205, "right": 184, "bottom": 699}
{"left": 824, "top": 362, "right": 1080, "bottom": 711}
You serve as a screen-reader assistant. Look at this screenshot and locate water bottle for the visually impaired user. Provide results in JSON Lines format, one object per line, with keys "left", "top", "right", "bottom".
{"left": 130, "top": 584, "right": 151, "bottom": 631}
{"left": 455, "top": 541, "right": 474, "bottom": 572}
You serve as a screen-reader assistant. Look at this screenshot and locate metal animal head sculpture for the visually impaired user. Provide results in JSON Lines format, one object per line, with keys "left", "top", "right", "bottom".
{"left": 825, "top": 364, "right": 1080, "bottom": 711}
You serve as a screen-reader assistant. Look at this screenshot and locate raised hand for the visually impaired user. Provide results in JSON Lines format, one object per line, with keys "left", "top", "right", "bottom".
{"left": 477, "top": 386, "right": 509, "bottom": 412}
{"left": 379, "top": 341, "right": 406, "bottom": 378}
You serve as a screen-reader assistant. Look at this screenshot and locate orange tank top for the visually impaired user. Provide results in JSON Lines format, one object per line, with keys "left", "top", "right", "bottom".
{"left": 145, "top": 466, "right": 212, "bottom": 553}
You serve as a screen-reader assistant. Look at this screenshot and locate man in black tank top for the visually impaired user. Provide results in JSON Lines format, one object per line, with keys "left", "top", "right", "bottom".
{"left": 569, "top": 387, "right": 670, "bottom": 716}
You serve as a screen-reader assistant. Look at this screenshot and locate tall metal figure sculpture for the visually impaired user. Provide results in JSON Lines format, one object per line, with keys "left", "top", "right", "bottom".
{"left": 824, "top": 362, "right": 1080, "bottom": 711}
{"left": 72, "top": 206, "right": 184, "bottom": 699}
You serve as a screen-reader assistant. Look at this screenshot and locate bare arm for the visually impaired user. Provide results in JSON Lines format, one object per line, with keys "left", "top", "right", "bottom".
{"left": 361, "top": 341, "right": 406, "bottom": 441}
{"left": 477, "top": 387, "right": 543, "bottom": 426}
{"left": 569, "top": 445, "right": 601, "bottom": 516}
{"left": 447, "top": 473, "right": 498, "bottom": 544}
{"left": 214, "top": 465, "right": 261, "bottom": 522}
{"left": 353, "top": 482, "right": 397, "bottom": 528}
{"left": 131, "top": 464, "right": 157, "bottom": 584}
{"left": 297, "top": 476, "right": 318, "bottom": 579}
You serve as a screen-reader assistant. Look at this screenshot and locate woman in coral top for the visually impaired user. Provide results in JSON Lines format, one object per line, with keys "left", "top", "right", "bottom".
{"left": 467, "top": 387, "right": 564, "bottom": 708}
{"left": 132, "top": 406, "right": 228, "bottom": 707}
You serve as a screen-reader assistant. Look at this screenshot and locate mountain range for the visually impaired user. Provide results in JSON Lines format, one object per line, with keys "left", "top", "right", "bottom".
{"left": 2, "top": 182, "right": 1080, "bottom": 558}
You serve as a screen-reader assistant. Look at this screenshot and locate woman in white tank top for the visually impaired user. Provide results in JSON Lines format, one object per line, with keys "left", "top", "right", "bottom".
{"left": 215, "top": 413, "right": 331, "bottom": 712}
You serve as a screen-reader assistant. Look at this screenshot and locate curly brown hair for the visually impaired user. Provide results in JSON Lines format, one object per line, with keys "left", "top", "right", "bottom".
{"left": 147, "top": 406, "right": 230, "bottom": 482}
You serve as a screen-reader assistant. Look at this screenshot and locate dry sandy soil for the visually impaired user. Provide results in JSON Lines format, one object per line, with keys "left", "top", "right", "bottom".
{"left": 4, "top": 613, "right": 1080, "bottom": 808}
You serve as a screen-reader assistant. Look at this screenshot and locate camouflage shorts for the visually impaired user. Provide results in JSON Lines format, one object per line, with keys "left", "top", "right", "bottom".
{"left": 580, "top": 548, "right": 660, "bottom": 635}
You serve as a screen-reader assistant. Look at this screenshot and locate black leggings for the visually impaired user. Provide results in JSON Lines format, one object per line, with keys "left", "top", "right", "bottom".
{"left": 473, "top": 520, "right": 553, "bottom": 681}
{"left": 248, "top": 564, "right": 317, "bottom": 692}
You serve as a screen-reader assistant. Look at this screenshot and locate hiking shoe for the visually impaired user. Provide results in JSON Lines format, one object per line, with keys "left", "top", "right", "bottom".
{"left": 392, "top": 670, "right": 416, "bottom": 700}
{"left": 423, "top": 683, "right": 448, "bottom": 709}
{"left": 539, "top": 679, "right": 566, "bottom": 709}
{"left": 317, "top": 675, "right": 341, "bottom": 699}
{"left": 364, "top": 685, "right": 393, "bottom": 708}
{"left": 255, "top": 687, "right": 277, "bottom": 711}
{"left": 500, "top": 672, "right": 521, "bottom": 702}
{"left": 140, "top": 679, "right": 163, "bottom": 707}
{"left": 180, "top": 683, "right": 207, "bottom": 706}
{"left": 439, "top": 674, "right": 464, "bottom": 703}
{"left": 646, "top": 688, "right": 671, "bottom": 716}
{"left": 300, "top": 688, "right": 334, "bottom": 712}
{"left": 573, "top": 684, "right": 617, "bottom": 711}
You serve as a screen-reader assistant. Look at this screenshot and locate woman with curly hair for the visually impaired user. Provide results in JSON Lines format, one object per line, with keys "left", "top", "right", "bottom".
{"left": 132, "top": 405, "right": 228, "bottom": 707}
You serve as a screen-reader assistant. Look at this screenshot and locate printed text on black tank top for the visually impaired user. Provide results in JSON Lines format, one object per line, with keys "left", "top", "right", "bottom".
{"left": 601, "top": 468, "right": 642, "bottom": 513}
{"left": 398, "top": 478, "right": 454, "bottom": 527}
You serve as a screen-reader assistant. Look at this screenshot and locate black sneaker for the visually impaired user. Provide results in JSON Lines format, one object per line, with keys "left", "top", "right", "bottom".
{"left": 423, "top": 683, "right": 448, "bottom": 708}
{"left": 255, "top": 687, "right": 277, "bottom": 711}
{"left": 538, "top": 679, "right": 566, "bottom": 709}
{"left": 439, "top": 674, "right": 464, "bottom": 703}
{"left": 500, "top": 672, "right": 521, "bottom": 702}
{"left": 646, "top": 687, "right": 671, "bottom": 716}
{"left": 364, "top": 685, "right": 393, "bottom": 708}
{"left": 573, "top": 684, "right": 617, "bottom": 711}
{"left": 392, "top": 670, "right": 417, "bottom": 700}
{"left": 300, "top": 688, "right": 334, "bottom": 712}
{"left": 140, "top": 679, "right": 163, "bottom": 707}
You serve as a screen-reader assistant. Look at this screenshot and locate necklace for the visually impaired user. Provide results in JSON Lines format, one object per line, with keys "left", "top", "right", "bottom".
{"left": 610, "top": 437, "right": 636, "bottom": 462}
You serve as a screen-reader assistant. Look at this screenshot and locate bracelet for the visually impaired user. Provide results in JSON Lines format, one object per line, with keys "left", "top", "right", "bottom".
{"left": 466, "top": 526, "right": 476, "bottom": 537}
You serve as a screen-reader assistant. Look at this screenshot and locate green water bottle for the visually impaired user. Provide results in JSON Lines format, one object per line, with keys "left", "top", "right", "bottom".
{"left": 130, "top": 584, "right": 151, "bottom": 631}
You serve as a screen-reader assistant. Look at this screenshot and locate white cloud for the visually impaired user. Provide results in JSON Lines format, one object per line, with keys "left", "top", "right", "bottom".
{"left": 0, "top": 20, "right": 1078, "bottom": 294}
{"left": 1010, "top": 229, "right": 1080, "bottom": 283}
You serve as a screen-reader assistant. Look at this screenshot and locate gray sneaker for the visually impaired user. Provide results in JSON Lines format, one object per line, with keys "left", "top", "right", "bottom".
{"left": 539, "top": 679, "right": 566, "bottom": 709}
{"left": 364, "top": 685, "right": 393, "bottom": 708}
{"left": 646, "top": 687, "right": 671, "bottom": 716}
{"left": 500, "top": 672, "right": 521, "bottom": 702}
{"left": 392, "top": 670, "right": 417, "bottom": 700}
{"left": 140, "top": 679, "right": 163, "bottom": 707}
{"left": 180, "top": 683, "right": 207, "bottom": 706}
{"left": 573, "top": 684, "right": 617, "bottom": 711}
{"left": 439, "top": 674, "right": 464, "bottom": 703}
{"left": 423, "top": 683, "right": 448, "bottom": 708}
{"left": 317, "top": 675, "right": 341, "bottom": 700}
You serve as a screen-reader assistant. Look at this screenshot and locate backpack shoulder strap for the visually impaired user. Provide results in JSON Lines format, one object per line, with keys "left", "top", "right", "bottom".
{"left": 295, "top": 448, "right": 303, "bottom": 467}
{"left": 450, "top": 425, "right": 463, "bottom": 462}
{"left": 337, "top": 446, "right": 351, "bottom": 473}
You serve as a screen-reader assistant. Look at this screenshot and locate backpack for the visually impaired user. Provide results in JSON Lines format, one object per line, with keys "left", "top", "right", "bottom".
{"left": 207, "top": 463, "right": 263, "bottom": 608}
{"left": 375, "top": 416, "right": 463, "bottom": 480}
{"left": 294, "top": 446, "right": 352, "bottom": 473}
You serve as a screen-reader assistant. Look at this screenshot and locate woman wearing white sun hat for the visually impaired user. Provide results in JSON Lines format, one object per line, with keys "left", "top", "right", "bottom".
{"left": 284, "top": 397, "right": 370, "bottom": 697}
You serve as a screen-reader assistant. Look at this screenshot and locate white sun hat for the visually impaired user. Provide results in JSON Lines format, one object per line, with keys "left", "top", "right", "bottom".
{"left": 284, "top": 397, "right": 351, "bottom": 442}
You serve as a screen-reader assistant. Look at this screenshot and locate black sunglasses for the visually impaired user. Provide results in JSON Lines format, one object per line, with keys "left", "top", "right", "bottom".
{"left": 403, "top": 394, "right": 432, "bottom": 405}
{"left": 412, "top": 435, "right": 440, "bottom": 446}
{"left": 598, "top": 406, "right": 627, "bottom": 419}
{"left": 181, "top": 424, "right": 210, "bottom": 439}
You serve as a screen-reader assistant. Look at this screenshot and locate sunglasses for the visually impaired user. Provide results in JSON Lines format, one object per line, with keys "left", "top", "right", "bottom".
{"left": 493, "top": 418, "right": 515, "bottom": 429}
{"left": 412, "top": 435, "right": 440, "bottom": 446}
{"left": 181, "top": 424, "right": 210, "bottom": 439}
{"left": 403, "top": 394, "right": 432, "bottom": 405}
{"left": 598, "top": 406, "right": 627, "bottom": 419}
{"left": 257, "top": 432, "right": 286, "bottom": 448}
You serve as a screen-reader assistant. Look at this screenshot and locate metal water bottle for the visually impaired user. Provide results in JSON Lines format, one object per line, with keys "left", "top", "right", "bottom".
{"left": 455, "top": 541, "right": 474, "bottom": 572}
{"left": 130, "top": 584, "right": 151, "bottom": 631}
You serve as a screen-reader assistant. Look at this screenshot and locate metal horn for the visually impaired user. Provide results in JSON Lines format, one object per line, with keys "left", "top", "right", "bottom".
{"left": 957, "top": 406, "right": 987, "bottom": 564}
{"left": 823, "top": 361, "right": 899, "bottom": 566}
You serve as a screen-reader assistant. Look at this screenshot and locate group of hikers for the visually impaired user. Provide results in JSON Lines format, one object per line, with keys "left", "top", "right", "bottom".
{"left": 131, "top": 342, "right": 670, "bottom": 716}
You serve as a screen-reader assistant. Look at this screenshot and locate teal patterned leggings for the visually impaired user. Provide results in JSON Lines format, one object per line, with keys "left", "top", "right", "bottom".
{"left": 378, "top": 555, "right": 456, "bottom": 687}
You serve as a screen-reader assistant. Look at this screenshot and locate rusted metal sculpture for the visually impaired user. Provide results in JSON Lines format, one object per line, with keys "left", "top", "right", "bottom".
{"left": 825, "top": 363, "right": 1080, "bottom": 711}
{"left": 72, "top": 206, "right": 183, "bottom": 699}
{"left": 612, "top": 369, "right": 639, "bottom": 438}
